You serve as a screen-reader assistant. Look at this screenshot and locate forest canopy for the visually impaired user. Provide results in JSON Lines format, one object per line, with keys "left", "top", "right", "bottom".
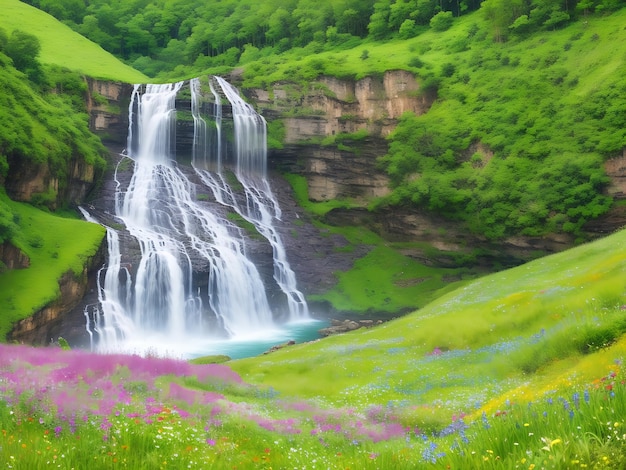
{"left": 22, "top": 0, "right": 624, "bottom": 79}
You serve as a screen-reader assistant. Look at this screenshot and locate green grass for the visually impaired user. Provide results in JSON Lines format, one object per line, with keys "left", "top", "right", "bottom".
{"left": 284, "top": 172, "right": 480, "bottom": 313}
{"left": 0, "top": 190, "right": 105, "bottom": 339}
{"left": 311, "top": 244, "right": 473, "bottom": 314}
{"left": 283, "top": 173, "right": 359, "bottom": 217}
{"left": 0, "top": 0, "right": 147, "bottom": 83}
{"left": 230, "top": 225, "right": 626, "bottom": 418}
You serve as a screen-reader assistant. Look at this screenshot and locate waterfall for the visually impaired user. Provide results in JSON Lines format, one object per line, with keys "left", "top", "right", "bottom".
{"left": 195, "top": 77, "right": 309, "bottom": 320}
{"left": 83, "top": 77, "right": 309, "bottom": 357}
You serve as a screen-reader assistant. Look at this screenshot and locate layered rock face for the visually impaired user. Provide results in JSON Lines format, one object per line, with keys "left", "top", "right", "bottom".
{"left": 250, "top": 71, "right": 432, "bottom": 203}
{"left": 0, "top": 241, "right": 30, "bottom": 270}
{"left": 85, "top": 79, "right": 134, "bottom": 146}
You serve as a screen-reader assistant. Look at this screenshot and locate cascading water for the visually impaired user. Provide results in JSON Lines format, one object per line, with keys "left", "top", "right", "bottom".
{"left": 83, "top": 77, "right": 311, "bottom": 358}
{"left": 193, "top": 77, "right": 309, "bottom": 320}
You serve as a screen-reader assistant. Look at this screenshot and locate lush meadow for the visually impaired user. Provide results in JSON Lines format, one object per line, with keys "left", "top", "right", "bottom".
{"left": 1, "top": 342, "right": 624, "bottom": 469}
{"left": 2, "top": 227, "right": 626, "bottom": 468}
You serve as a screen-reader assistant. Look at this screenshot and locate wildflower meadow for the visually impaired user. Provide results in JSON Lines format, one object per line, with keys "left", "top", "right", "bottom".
{"left": 4, "top": 222, "right": 626, "bottom": 469}
{"left": 0, "top": 341, "right": 624, "bottom": 469}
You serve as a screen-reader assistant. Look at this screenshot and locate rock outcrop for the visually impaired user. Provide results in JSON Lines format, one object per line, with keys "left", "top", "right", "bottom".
{"left": 0, "top": 241, "right": 30, "bottom": 270}
{"left": 85, "top": 79, "right": 134, "bottom": 145}
{"left": 318, "top": 318, "right": 384, "bottom": 337}
{"left": 249, "top": 71, "right": 434, "bottom": 203}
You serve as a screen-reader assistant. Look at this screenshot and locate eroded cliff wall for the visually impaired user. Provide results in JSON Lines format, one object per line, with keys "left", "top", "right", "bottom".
{"left": 243, "top": 70, "right": 626, "bottom": 264}
{"left": 249, "top": 71, "right": 433, "bottom": 205}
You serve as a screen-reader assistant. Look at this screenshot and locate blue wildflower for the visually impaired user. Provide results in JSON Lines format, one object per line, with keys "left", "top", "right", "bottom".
{"left": 482, "top": 411, "right": 490, "bottom": 429}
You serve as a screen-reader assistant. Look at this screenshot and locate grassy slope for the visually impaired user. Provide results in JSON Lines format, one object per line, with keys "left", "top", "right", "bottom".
{"left": 286, "top": 174, "right": 483, "bottom": 315}
{"left": 0, "top": 190, "right": 105, "bottom": 339}
{"left": 231, "top": 225, "right": 626, "bottom": 428}
{"left": 0, "top": 0, "right": 147, "bottom": 83}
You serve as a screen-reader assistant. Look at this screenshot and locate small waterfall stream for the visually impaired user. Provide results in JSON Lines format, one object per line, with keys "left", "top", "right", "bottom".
{"left": 82, "top": 77, "right": 311, "bottom": 358}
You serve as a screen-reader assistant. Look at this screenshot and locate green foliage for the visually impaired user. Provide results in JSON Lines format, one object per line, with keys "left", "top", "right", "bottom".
{"left": 0, "top": 49, "right": 107, "bottom": 200}
{"left": 283, "top": 173, "right": 358, "bottom": 217}
{"left": 20, "top": 0, "right": 486, "bottom": 80}
{"left": 0, "top": 190, "right": 105, "bottom": 339}
{"left": 376, "top": 10, "right": 625, "bottom": 240}
{"left": 4, "top": 29, "right": 43, "bottom": 82}
{"left": 57, "top": 336, "right": 71, "bottom": 350}
{"left": 430, "top": 11, "right": 454, "bottom": 32}
{"left": 226, "top": 212, "right": 263, "bottom": 240}
{"left": 0, "top": 196, "right": 18, "bottom": 243}
{"left": 266, "top": 119, "right": 285, "bottom": 150}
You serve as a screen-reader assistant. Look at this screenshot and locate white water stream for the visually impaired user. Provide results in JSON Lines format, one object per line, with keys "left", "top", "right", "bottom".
{"left": 82, "top": 78, "right": 311, "bottom": 358}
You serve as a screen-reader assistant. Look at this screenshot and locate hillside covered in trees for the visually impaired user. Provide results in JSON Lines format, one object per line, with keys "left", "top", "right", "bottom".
{"left": 23, "top": 0, "right": 624, "bottom": 79}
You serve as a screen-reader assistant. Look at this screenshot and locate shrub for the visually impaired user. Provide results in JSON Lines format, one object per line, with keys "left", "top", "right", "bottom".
{"left": 430, "top": 11, "right": 454, "bottom": 32}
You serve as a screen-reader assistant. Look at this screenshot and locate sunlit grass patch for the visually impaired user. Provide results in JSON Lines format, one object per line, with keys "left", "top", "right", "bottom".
{"left": 0, "top": 191, "right": 105, "bottom": 339}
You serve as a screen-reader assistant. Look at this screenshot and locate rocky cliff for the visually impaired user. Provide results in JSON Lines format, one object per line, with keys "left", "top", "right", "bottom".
{"left": 85, "top": 78, "right": 134, "bottom": 146}
{"left": 249, "top": 70, "right": 431, "bottom": 203}
{"left": 243, "top": 71, "right": 626, "bottom": 264}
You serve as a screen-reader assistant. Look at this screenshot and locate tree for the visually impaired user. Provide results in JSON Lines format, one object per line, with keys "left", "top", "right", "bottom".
{"left": 40, "top": 0, "right": 86, "bottom": 24}
{"left": 481, "top": 0, "right": 526, "bottom": 42}
{"left": 399, "top": 19, "right": 417, "bottom": 39}
{"left": 368, "top": 0, "right": 392, "bottom": 40}
{"left": 266, "top": 8, "right": 292, "bottom": 46}
{"left": 414, "top": 0, "right": 440, "bottom": 25}
{"left": 389, "top": 0, "right": 417, "bottom": 31}
{"left": 5, "top": 30, "right": 42, "bottom": 82}
{"left": 430, "top": 11, "right": 454, "bottom": 31}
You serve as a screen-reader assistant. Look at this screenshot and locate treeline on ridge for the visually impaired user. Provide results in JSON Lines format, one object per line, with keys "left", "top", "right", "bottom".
{"left": 22, "top": 0, "right": 623, "bottom": 79}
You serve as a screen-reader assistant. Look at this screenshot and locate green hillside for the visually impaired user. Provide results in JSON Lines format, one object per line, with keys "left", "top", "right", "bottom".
{"left": 0, "top": 189, "right": 105, "bottom": 339}
{"left": 0, "top": 0, "right": 147, "bottom": 82}
{"left": 235, "top": 8, "right": 626, "bottom": 243}
{"left": 233, "top": 225, "right": 626, "bottom": 405}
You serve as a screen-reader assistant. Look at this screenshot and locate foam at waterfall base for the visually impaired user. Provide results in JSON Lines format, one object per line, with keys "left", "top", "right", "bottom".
{"left": 96, "top": 319, "right": 326, "bottom": 360}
